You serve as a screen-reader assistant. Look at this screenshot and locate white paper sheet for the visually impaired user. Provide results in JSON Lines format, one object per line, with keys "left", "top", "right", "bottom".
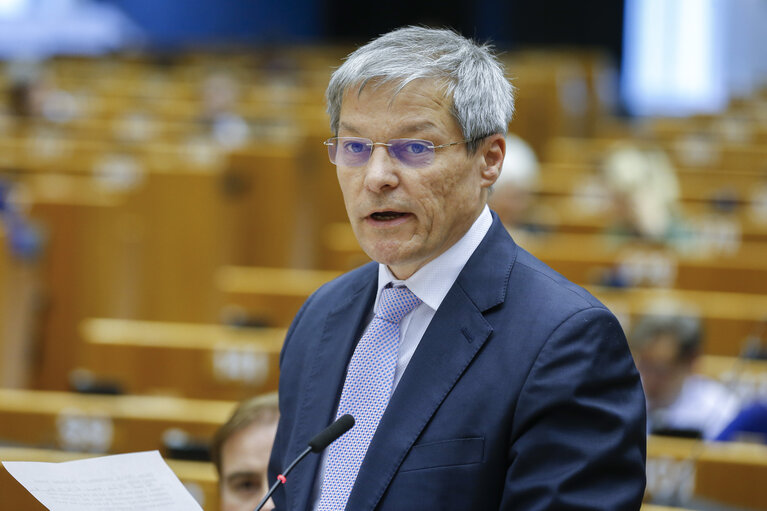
{"left": 2, "top": 450, "right": 203, "bottom": 511}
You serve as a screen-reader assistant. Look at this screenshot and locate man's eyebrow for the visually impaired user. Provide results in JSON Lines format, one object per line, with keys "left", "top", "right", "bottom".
{"left": 399, "top": 121, "right": 438, "bottom": 134}
{"left": 338, "top": 122, "right": 361, "bottom": 135}
{"left": 338, "top": 121, "right": 439, "bottom": 137}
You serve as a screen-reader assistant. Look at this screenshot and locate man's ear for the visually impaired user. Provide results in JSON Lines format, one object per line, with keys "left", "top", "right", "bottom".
{"left": 479, "top": 134, "right": 505, "bottom": 188}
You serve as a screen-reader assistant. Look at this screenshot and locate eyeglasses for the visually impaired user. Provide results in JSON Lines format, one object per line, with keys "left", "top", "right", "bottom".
{"left": 324, "top": 137, "right": 472, "bottom": 168}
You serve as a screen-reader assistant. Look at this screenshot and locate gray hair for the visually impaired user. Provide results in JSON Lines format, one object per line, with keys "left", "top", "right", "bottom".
{"left": 629, "top": 314, "right": 703, "bottom": 361}
{"left": 326, "top": 26, "right": 515, "bottom": 153}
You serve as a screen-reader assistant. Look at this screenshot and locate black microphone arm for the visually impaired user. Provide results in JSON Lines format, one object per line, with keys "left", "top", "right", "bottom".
{"left": 254, "top": 414, "right": 355, "bottom": 511}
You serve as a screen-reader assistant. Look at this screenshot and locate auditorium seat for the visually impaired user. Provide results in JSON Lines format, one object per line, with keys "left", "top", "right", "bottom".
{"left": 216, "top": 266, "right": 341, "bottom": 327}
{"left": 321, "top": 221, "right": 767, "bottom": 294}
{"left": 78, "top": 318, "right": 285, "bottom": 400}
{"left": 0, "top": 388, "right": 235, "bottom": 454}
{"left": 647, "top": 435, "right": 767, "bottom": 510}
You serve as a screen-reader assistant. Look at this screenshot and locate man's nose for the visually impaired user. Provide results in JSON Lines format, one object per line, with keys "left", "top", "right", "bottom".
{"left": 363, "top": 145, "right": 400, "bottom": 192}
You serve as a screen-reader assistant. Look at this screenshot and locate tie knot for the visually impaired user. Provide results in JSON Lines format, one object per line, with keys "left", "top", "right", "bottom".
{"left": 377, "top": 286, "right": 421, "bottom": 324}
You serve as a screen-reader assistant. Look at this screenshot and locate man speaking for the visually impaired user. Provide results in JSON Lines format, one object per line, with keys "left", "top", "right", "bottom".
{"left": 269, "top": 26, "right": 646, "bottom": 510}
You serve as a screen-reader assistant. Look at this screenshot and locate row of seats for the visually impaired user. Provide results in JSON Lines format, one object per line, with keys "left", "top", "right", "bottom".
{"left": 75, "top": 319, "right": 765, "bottom": 402}
{"left": 548, "top": 135, "right": 767, "bottom": 172}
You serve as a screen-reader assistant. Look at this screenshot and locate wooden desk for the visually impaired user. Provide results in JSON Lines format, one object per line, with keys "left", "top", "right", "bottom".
{"left": 525, "top": 194, "right": 767, "bottom": 243}
{"left": 523, "top": 232, "right": 767, "bottom": 295}
{"left": 223, "top": 136, "right": 346, "bottom": 271}
{"left": 0, "top": 389, "right": 236, "bottom": 454}
{"left": 26, "top": 177, "right": 136, "bottom": 390}
{"left": 321, "top": 221, "right": 767, "bottom": 293}
{"left": 546, "top": 136, "right": 767, "bottom": 173}
{"left": 647, "top": 436, "right": 767, "bottom": 510}
{"left": 213, "top": 263, "right": 767, "bottom": 358}
{"left": 79, "top": 318, "right": 285, "bottom": 400}
{"left": 0, "top": 226, "right": 40, "bottom": 389}
{"left": 592, "top": 287, "right": 767, "bottom": 356}
{"left": 537, "top": 163, "right": 767, "bottom": 204}
{"left": 216, "top": 266, "right": 341, "bottom": 327}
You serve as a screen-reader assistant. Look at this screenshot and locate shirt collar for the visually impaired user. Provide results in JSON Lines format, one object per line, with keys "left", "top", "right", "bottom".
{"left": 375, "top": 205, "right": 493, "bottom": 312}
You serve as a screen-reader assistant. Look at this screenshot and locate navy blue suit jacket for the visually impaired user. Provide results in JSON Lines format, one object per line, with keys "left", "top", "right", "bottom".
{"left": 269, "top": 214, "right": 646, "bottom": 510}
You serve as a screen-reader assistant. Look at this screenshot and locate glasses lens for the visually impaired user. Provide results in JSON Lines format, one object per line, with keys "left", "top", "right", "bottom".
{"left": 333, "top": 137, "right": 371, "bottom": 167}
{"left": 326, "top": 138, "right": 338, "bottom": 164}
{"left": 389, "top": 139, "right": 435, "bottom": 167}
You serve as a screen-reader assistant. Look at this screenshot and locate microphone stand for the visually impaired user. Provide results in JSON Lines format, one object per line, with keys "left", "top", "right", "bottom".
{"left": 254, "top": 446, "right": 311, "bottom": 511}
{"left": 253, "top": 414, "right": 354, "bottom": 511}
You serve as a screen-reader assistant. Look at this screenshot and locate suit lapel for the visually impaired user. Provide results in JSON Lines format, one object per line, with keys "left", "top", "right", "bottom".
{"left": 288, "top": 267, "right": 378, "bottom": 511}
{"left": 345, "top": 215, "right": 517, "bottom": 511}
{"left": 346, "top": 286, "right": 493, "bottom": 511}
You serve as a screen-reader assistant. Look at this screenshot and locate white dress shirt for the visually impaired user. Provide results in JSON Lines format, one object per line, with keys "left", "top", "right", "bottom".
{"left": 376, "top": 205, "right": 493, "bottom": 391}
{"left": 648, "top": 375, "right": 741, "bottom": 440}
{"left": 312, "top": 205, "right": 493, "bottom": 508}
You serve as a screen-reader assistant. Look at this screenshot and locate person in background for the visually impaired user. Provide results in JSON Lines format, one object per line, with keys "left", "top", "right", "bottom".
{"left": 211, "top": 393, "right": 279, "bottom": 511}
{"left": 488, "top": 133, "right": 540, "bottom": 230}
{"left": 629, "top": 314, "right": 740, "bottom": 440}
{"left": 716, "top": 401, "right": 767, "bottom": 444}
{"left": 601, "top": 144, "right": 688, "bottom": 246}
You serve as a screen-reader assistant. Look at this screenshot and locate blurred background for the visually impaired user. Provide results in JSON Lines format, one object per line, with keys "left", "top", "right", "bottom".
{"left": 1, "top": 1, "right": 767, "bottom": 510}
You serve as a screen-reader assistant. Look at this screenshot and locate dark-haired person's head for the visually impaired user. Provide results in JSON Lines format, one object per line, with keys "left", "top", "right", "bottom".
{"left": 629, "top": 314, "right": 702, "bottom": 411}
{"left": 211, "top": 393, "right": 279, "bottom": 511}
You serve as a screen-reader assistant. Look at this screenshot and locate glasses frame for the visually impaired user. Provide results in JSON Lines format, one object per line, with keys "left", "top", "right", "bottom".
{"left": 323, "top": 137, "right": 475, "bottom": 168}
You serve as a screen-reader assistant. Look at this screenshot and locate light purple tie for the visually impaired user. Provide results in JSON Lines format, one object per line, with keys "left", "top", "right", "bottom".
{"left": 316, "top": 285, "right": 421, "bottom": 510}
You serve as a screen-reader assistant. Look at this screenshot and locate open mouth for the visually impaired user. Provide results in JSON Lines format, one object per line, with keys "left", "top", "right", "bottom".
{"left": 370, "top": 211, "right": 408, "bottom": 221}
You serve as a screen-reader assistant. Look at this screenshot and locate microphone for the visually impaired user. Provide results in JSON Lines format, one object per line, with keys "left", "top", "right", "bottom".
{"left": 254, "top": 414, "right": 354, "bottom": 511}
{"left": 308, "top": 414, "right": 355, "bottom": 452}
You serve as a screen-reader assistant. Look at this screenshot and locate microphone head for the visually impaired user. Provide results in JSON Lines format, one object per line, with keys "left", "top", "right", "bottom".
{"left": 308, "top": 414, "right": 354, "bottom": 453}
